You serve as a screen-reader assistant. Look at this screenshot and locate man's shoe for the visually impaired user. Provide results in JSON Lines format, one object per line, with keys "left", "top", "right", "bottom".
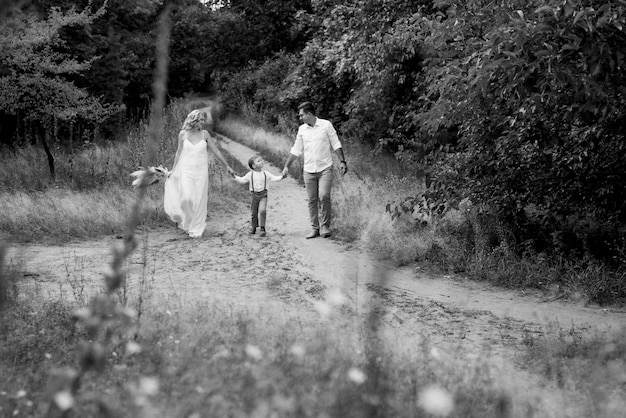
{"left": 306, "top": 230, "right": 320, "bottom": 239}
{"left": 320, "top": 226, "right": 331, "bottom": 238}
{"left": 259, "top": 228, "right": 266, "bottom": 237}
{"left": 249, "top": 227, "right": 256, "bottom": 235}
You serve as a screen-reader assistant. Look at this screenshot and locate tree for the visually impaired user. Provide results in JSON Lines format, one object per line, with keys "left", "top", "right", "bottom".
{"left": 398, "top": 0, "right": 626, "bottom": 257}
{"left": 0, "top": 3, "right": 122, "bottom": 175}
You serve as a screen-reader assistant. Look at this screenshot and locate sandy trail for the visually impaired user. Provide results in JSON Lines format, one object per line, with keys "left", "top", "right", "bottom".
{"left": 6, "top": 134, "right": 626, "bottom": 417}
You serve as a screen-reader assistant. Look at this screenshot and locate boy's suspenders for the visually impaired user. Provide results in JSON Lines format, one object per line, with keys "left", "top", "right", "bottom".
{"left": 251, "top": 172, "right": 267, "bottom": 192}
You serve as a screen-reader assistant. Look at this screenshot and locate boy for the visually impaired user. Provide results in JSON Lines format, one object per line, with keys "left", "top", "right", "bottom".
{"left": 233, "top": 156, "right": 285, "bottom": 237}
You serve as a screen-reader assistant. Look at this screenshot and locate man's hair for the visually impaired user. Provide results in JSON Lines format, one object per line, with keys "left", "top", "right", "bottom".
{"left": 298, "top": 101, "right": 316, "bottom": 115}
{"left": 248, "top": 156, "right": 258, "bottom": 169}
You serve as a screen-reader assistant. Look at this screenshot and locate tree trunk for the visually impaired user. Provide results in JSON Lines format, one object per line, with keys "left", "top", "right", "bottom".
{"left": 40, "top": 127, "right": 55, "bottom": 180}
{"left": 0, "top": 112, "right": 18, "bottom": 146}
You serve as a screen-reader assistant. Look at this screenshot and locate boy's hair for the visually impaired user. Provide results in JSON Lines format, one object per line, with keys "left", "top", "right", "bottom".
{"left": 248, "top": 156, "right": 258, "bottom": 169}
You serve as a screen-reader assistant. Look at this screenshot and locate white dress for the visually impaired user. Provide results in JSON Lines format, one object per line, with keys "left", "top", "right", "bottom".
{"left": 164, "top": 132, "right": 209, "bottom": 238}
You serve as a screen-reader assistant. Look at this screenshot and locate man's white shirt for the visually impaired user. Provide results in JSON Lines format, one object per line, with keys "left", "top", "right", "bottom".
{"left": 290, "top": 118, "right": 342, "bottom": 173}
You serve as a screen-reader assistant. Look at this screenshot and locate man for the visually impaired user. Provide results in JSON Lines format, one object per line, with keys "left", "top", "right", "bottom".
{"left": 282, "top": 102, "right": 348, "bottom": 239}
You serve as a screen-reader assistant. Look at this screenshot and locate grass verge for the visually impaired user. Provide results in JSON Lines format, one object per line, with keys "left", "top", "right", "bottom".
{"left": 0, "top": 295, "right": 526, "bottom": 418}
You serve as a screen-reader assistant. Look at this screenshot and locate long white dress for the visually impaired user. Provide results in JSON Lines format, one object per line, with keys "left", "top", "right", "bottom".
{"left": 164, "top": 132, "right": 209, "bottom": 238}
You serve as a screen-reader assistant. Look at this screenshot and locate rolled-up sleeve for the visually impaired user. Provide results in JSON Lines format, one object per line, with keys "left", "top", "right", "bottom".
{"left": 327, "top": 123, "right": 342, "bottom": 150}
{"left": 290, "top": 131, "right": 304, "bottom": 156}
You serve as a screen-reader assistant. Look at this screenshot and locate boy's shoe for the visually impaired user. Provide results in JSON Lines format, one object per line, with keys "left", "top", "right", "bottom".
{"left": 320, "top": 226, "right": 331, "bottom": 238}
{"left": 249, "top": 227, "right": 256, "bottom": 235}
{"left": 259, "top": 228, "right": 266, "bottom": 237}
{"left": 306, "top": 229, "right": 320, "bottom": 239}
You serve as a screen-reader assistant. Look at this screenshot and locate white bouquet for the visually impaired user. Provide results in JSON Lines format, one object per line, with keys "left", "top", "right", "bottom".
{"left": 130, "top": 165, "right": 170, "bottom": 188}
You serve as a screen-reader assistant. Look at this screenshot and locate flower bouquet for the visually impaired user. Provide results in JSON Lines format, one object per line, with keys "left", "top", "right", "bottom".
{"left": 130, "top": 165, "right": 171, "bottom": 188}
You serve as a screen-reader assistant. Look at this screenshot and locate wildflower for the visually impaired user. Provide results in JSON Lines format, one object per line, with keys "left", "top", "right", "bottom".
{"left": 347, "top": 367, "right": 367, "bottom": 385}
{"left": 138, "top": 377, "right": 159, "bottom": 396}
{"left": 417, "top": 385, "right": 454, "bottom": 417}
{"left": 289, "top": 344, "right": 306, "bottom": 358}
{"left": 313, "top": 300, "right": 332, "bottom": 318}
{"left": 429, "top": 347, "right": 442, "bottom": 360}
{"left": 272, "top": 394, "right": 296, "bottom": 412}
{"left": 16, "top": 390, "right": 26, "bottom": 398}
{"left": 211, "top": 346, "right": 231, "bottom": 360}
{"left": 126, "top": 342, "right": 142, "bottom": 355}
{"left": 71, "top": 307, "right": 91, "bottom": 322}
{"left": 245, "top": 344, "right": 263, "bottom": 361}
{"left": 327, "top": 288, "right": 347, "bottom": 306}
{"left": 53, "top": 391, "right": 74, "bottom": 411}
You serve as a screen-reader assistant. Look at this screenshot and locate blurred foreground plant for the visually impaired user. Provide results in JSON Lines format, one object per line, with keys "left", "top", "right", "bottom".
{"left": 43, "top": 6, "right": 171, "bottom": 418}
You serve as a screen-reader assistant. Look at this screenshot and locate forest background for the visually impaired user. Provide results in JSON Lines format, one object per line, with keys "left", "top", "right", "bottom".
{"left": 1, "top": 0, "right": 625, "bottom": 305}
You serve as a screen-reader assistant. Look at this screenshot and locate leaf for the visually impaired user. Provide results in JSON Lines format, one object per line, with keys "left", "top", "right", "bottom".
{"left": 535, "top": 6, "right": 553, "bottom": 15}
{"left": 503, "top": 51, "right": 517, "bottom": 59}
{"left": 573, "top": 10, "right": 585, "bottom": 26}
{"left": 592, "top": 62, "right": 602, "bottom": 76}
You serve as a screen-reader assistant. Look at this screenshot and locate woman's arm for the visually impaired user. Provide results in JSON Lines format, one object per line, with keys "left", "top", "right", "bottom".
{"left": 205, "top": 131, "right": 234, "bottom": 175}
{"left": 233, "top": 172, "right": 250, "bottom": 184}
{"left": 171, "top": 131, "right": 185, "bottom": 171}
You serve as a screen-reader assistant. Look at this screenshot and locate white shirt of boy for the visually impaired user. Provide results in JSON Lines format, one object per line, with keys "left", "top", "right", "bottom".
{"left": 234, "top": 170, "right": 283, "bottom": 192}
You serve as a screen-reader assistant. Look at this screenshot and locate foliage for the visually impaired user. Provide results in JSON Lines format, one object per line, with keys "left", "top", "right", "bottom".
{"left": 415, "top": 0, "right": 626, "bottom": 258}
{"left": 243, "top": 0, "right": 626, "bottom": 262}
{"left": 0, "top": 3, "right": 122, "bottom": 131}
{"left": 229, "top": 0, "right": 313, "bottom": 55}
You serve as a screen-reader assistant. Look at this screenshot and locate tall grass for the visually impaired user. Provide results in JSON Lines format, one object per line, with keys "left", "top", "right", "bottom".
{"left": 0, "top": 99, "right": 249, "bottom": 244}
{"left": 0, "top": 187, "right": 166, "bottom": 243}
{"left": 4, "top": 286, "right": 624, "bottom": 417}
{"left": 520, "top": 324, "right": 626, "bottom": 417}
{"left": 0, "top": 293, "right": 537, "bottom": 418}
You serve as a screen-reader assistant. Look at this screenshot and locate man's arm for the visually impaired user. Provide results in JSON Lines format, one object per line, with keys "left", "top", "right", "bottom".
{"left": 282, "top": 153, "right": 298, "bottom": 176}
{"left": 335, "top": 148, "right": 347, "bottom": 175}
{"left": 283, "top": 128, "right": 304, "bottom": 177}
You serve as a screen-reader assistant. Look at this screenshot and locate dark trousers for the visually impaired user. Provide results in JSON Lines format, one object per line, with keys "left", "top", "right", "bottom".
{"left": 251, "top": 190, "right": 268, "bottom": 229}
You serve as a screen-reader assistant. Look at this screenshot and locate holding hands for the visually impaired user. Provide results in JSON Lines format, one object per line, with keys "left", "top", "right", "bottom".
{"left": 339, "top": 161, "right": 348, "bottom": 175}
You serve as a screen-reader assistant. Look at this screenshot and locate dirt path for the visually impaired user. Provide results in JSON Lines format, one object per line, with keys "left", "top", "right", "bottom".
{"left": 7, "top": 135, "right": 626, "bottom": 416}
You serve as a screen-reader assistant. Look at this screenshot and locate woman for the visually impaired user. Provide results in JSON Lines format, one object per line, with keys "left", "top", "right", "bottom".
{"left": 164, "top": 110, "right": 234, "bottom": 238}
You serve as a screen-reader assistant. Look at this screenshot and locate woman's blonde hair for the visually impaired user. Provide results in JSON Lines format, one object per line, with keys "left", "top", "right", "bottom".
{"left": 182, "top": 110, "right": 207, "bottom": 131}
